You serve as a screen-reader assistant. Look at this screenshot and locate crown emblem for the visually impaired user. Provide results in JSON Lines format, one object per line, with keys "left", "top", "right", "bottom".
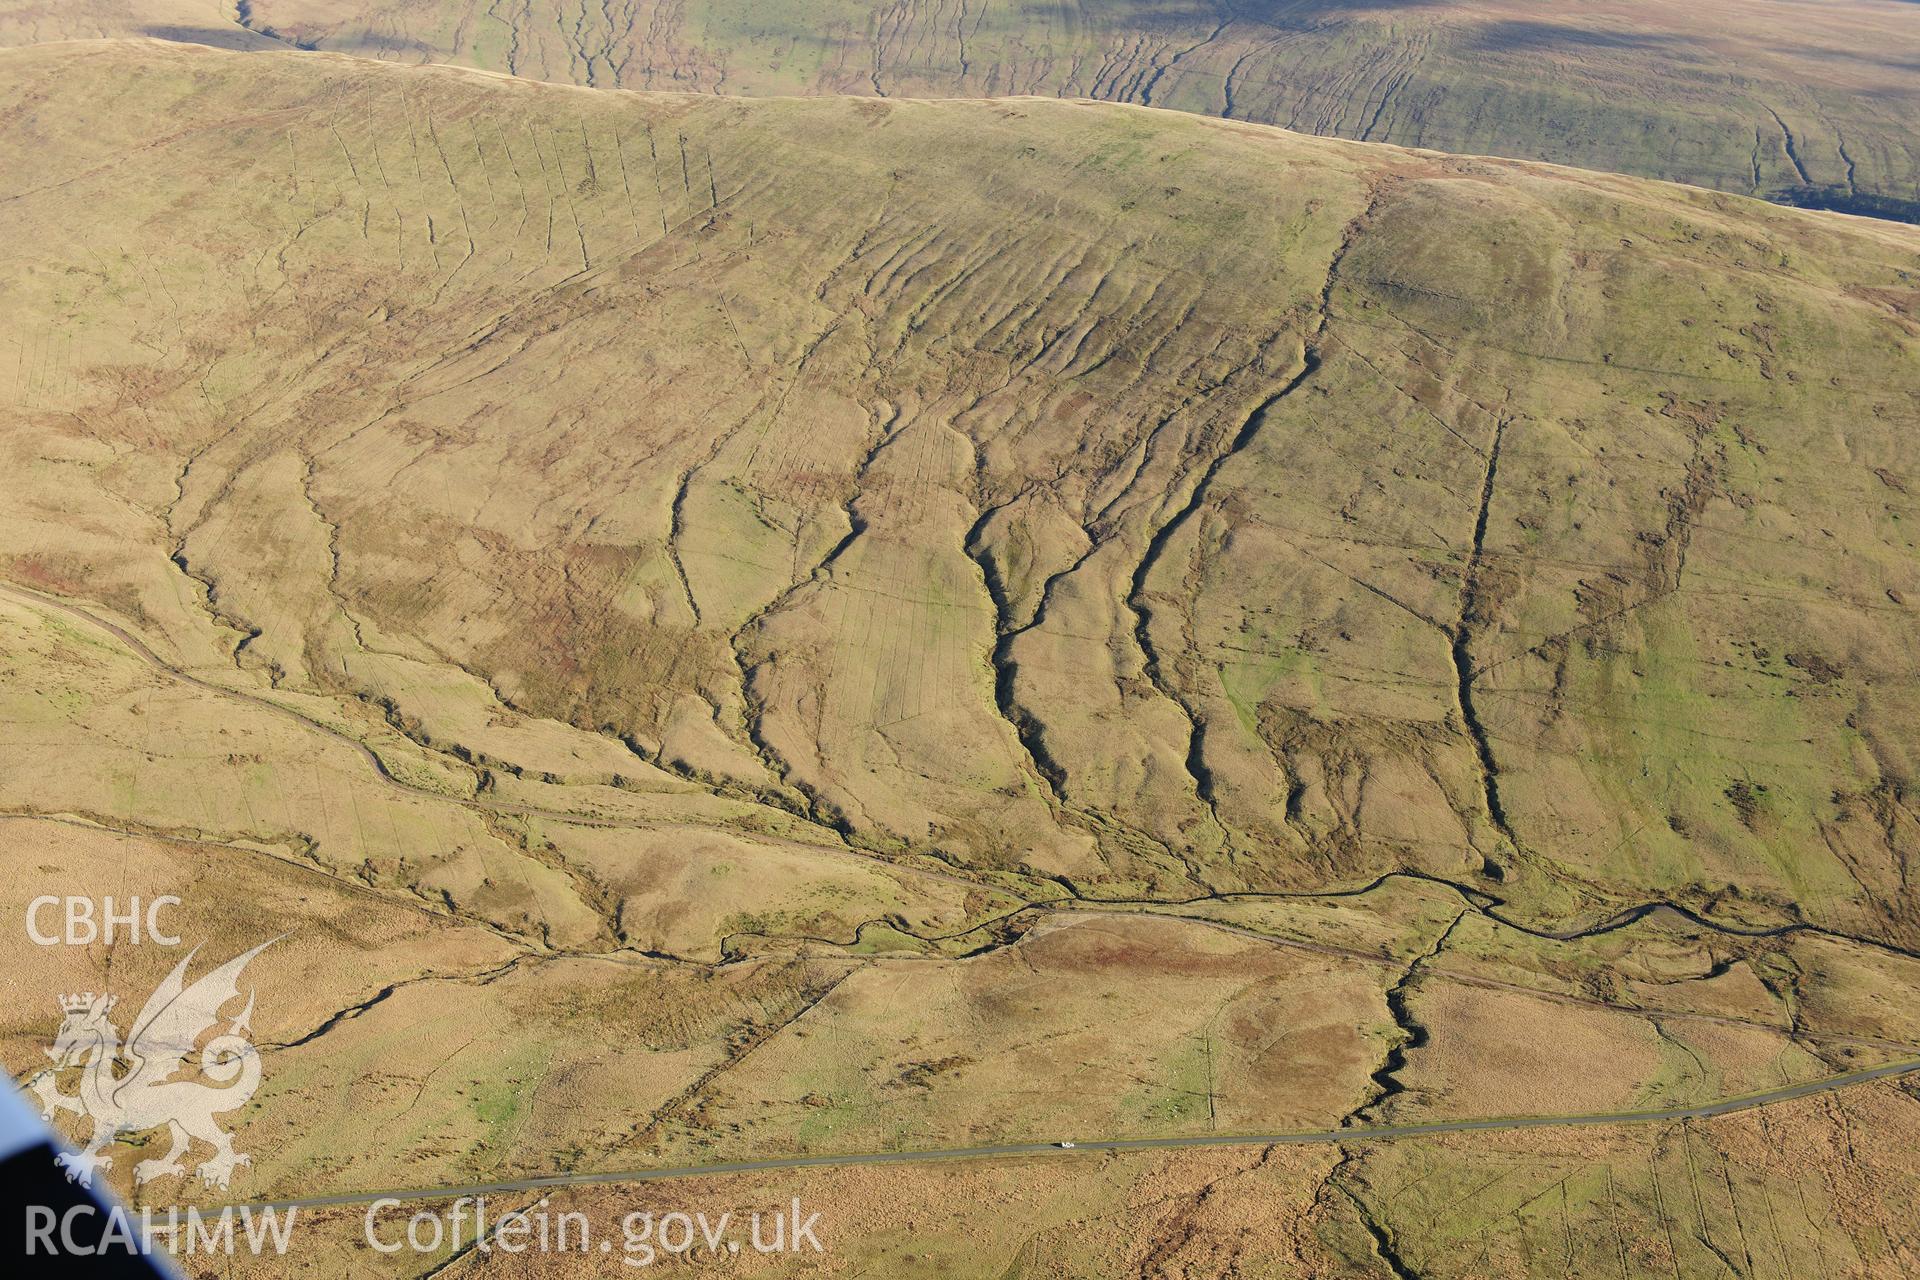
{"left": 38, "top": 940, "right": 275, "bottom": 1193}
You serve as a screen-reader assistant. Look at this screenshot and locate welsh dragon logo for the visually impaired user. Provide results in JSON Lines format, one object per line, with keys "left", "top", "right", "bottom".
{"left": 30, "top": 939, "right": 275, "bottom": 1191}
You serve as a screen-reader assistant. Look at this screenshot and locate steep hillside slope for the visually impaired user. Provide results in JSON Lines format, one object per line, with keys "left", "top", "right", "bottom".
{"left": 4, "top": 40, "right": 1920, "bottom": 1275}
{"left": 3, "top": 37, "right": 1916, "bottom": 940}
{"left": 8, "top": 0, "right": 1917, "bottom": 215}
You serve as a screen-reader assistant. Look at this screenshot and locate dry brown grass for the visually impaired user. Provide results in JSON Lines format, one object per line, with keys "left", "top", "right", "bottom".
{"left": 1, "top": 38, "right": 1918, "bottom": 1276}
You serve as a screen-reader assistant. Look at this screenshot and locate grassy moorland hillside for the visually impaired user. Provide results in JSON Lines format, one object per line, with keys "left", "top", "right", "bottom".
{"left": 6, "top": 0, "right": 1917, "bottom": 217}
{"left": 2, "top": 38, "right": 1919, "bottom": 1276}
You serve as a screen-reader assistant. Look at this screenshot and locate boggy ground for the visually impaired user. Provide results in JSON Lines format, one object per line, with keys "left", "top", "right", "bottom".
{"left": 209, "top": 1079, "right": 1920, "bottom": 1275}
{"left": 1, "top": 37, "right": 1918, "bottom": 1276}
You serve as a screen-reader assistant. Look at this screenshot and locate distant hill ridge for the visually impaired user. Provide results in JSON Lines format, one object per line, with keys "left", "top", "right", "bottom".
{"left": 3, "top": 0, "right": 1917, "bottom": 220}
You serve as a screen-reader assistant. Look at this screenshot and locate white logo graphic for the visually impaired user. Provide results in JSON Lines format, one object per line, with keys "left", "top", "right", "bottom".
{"left": 32, "top": 939, "right": 275, "bottom": 1190}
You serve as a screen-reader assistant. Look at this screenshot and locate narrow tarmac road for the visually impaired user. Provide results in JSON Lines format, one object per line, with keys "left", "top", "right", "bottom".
{"left": 218, "top": 1053, "right": 1920, "bottom": 1213}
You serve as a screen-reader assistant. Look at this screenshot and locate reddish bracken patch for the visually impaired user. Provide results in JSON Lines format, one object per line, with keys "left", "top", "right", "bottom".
{"left": 8, "top": 553, "right": 85, "bottom": 595}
